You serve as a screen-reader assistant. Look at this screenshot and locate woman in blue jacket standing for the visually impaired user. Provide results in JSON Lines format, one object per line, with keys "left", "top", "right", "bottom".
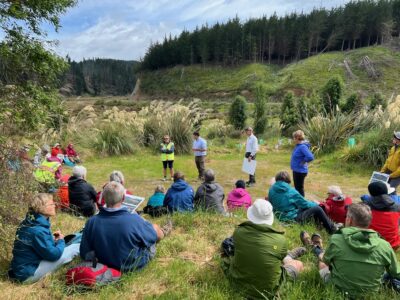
{"left": 8, "top": 193, "right": 79, "bottom": 283}
{"left": 290, "top": 130, "right": 314, "bottom": 197}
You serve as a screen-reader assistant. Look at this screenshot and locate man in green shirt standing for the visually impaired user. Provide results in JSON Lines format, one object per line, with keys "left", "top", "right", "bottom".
{"left": 307, "top": 203, "right": 400, "bottom": 297}
{"left": 222, "top": 199, "right": 306, "bottom": 299}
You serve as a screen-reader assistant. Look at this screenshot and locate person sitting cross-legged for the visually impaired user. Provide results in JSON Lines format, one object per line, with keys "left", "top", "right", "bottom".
{"left": 268, "top": 171, "right": 338, "bottom": 234}
{"left": 222, "top": 199, "right": 306, "bottom": 299}
{"left": 8, "top": 193, "right": 80, "bottom": 283}
{"left": 194, "top": 169, "right": 227, "bottom": 215}
{"left": 226, "top": 180, "right": 252, "bottom": 212}
{"left": 80, "top": 181, "right": 172, "bottom": 272}
{"left": 163, "top": 171, "right": 194, "bottom": 213}
{"left": 304, "top": 203, "right": 400, "bottom": 298}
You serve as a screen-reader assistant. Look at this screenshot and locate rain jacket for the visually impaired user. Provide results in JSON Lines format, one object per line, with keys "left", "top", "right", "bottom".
{"left": 268, "top": 181, "right": 317, "bottom": 221}
{"left": 365, "top": 194, "right": 400, "bottom": 249}
{"left": 147, "top": 192, "right": 165, "bottom": 207}
{"left": 324, "top": 227, "right": 400, "bottom": 297}
{"left": 290, "top": 141, "right": 314, "bottom": 174}
{"left": 194, "top": 181, "right": 226, "bottom": 214}
{"left": 9, "top": 213, "right": 65, "bottom": 282}
{"left": 319, "top": 194, "right": 353, "bottom": 224}
{"left": 381, "top": 145, "right": 400, "bottom": 178}
{"left": 227, "top": 188, "right": 252, "bottom": 211}
{"left": 225, "top": 222, "right": 287, "bottom": 299}
{"left": 68, "top": 176, "right": 97, "bottom": 217}
{"left": 164, "top": 179, "right": 194, "bottom": 212}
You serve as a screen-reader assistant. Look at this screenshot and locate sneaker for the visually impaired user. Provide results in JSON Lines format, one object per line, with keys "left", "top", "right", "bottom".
{"left": 311, "top": 233, "right": 323, "bottom": 248}
{"left": 170, "top": 177, "right": 174, "bottom": 181}
{"left": 312, "top": 245, "right": 324, "bottom": 257}
{"left": 161, "top": 220, "right": 173, "bottom": 236}
{"left": 287, "top": 247, "right": 307, "bottom": 259}
{"left": 162, "top": 177, "right": 167, "bottom": 181}
{"left": 300, "top": 231, "right": 312, "bottom": 247}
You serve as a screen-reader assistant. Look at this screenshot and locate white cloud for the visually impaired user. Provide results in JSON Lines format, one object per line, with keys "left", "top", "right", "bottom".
{"left": 54, "top": 0, "right": 350, "bottom": 60}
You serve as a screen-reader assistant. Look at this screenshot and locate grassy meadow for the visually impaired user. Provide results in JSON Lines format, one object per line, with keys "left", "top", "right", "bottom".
{"left": 2, "top": 139, "right": 399, "bottom": 300}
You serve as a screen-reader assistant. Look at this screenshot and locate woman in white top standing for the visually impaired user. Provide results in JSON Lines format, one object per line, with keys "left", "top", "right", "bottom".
{"left": 245, "top": 127, "right": 258, "bottom": 187}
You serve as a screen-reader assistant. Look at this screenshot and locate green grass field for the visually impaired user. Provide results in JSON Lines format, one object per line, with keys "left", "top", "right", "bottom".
{"left": 2, "top": 141, "right": 399, "bottom": 300}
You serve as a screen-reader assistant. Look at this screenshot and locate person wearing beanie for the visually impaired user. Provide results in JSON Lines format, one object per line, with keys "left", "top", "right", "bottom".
{"left": 226, "top": 180, "right": 252, "bottom": 211}
{"left": 381, "top": 131, "right": 400, "bottom": 194}
{"left": 319, "top": 185, "right": 353, "bottom": 224}
{"left": 222, "top": 199, "right": 306, "bottom": 299}
{"left": 364, "top": 181, "right": 400, "bottom": 249}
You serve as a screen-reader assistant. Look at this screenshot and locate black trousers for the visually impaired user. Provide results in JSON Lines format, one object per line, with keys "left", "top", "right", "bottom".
{"left": 293, "top": 171, "right": 307, "bottom": 197}
{"left": 296, "top": 206, "right": 334, "bottom": 234}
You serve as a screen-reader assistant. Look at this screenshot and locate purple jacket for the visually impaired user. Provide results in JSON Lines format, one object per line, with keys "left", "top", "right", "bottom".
{"left": 227, "top": 188, "right": 252, "bottom": 211}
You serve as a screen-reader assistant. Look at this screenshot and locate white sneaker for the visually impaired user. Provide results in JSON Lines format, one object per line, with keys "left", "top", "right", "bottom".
{"left": 162, "top": 177, "right": 167, "bottom": 181}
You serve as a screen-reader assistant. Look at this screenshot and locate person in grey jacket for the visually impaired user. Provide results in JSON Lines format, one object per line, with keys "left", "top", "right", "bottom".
{"left": 194, "top": 169, "right": 227, "bottom": 215}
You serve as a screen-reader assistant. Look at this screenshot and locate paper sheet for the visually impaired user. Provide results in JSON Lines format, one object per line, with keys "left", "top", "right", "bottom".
{"left": 242, "top": 158, "right": 257, "bottom": 175}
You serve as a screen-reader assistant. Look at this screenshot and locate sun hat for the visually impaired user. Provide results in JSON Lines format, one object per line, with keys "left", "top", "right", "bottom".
{"left": 328, "top": 186, "right": 343, "bottom": 198}
{"left": 368, "top": 181, "right": 395, "bottom": 196}
{"left": 394, "top": 131, "right": 400, "bottom": 140}
{"left": 247, "top": 199, "right": 274, "bottom": 225}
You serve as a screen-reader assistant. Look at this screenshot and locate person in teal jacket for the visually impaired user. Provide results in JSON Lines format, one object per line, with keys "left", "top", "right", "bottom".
{"left": 147, "top": 185, "right": 165, "bottom": 207}
{"left": 268, "top": 171, "right": 337, "bottom": 233}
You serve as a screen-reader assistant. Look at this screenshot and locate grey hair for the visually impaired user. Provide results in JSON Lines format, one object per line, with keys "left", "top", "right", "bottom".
{"left": 30, "top": 193, "right": 53, "bottom": 214}
{"left": 155, "top": 185, "right": 165, "bottom": 193}
{"left": 204, "top": 169, "right": 215, "bottom": 182}
{"left": 103, "top": 181, "right": 125, "bottom": 207}
{"left": 109, "top": 170, "right": 124, "bottom": 185}
{"left": 72, "top": 165, "right": 87, "bottom": 179}
{"left": 292, "top": 130, "right": 305, "bottom": 140}
{"left": 347, "top": 203, "right": 372, "bottom": 228}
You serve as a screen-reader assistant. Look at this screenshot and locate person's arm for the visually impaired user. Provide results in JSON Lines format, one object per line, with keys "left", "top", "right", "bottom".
{"left": 152, "top": 224, "right": 165, "bottom": 241}
{"left": 32, "top": 231, "right": 65, "bottom": 261}
{"left": 301, "top": 145, "right": 314, "bottom": 162}
{"left": 291, "top": 189, "right": 317, "bottom": 209}
{"left": 160, "top": 144, "right": 167, "bottom": 153}
{"left": 79, "top": 224, "right": 92, "bottom": 260}
{"left": 389, "top": 165, "right": 400, "bottom": 178}
{"left": 168, "top": 144, "right": 175, "bottom": 154}
{"left": 322, "top": 238, "right": 337, "bottom": 266}
{"left": 381, "top": 149, "right": 391, "bottom": 172}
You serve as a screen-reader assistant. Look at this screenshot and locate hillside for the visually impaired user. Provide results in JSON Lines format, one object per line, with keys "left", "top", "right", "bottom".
{"left": 139, "top": 46, "right": 400, "bottom": 100}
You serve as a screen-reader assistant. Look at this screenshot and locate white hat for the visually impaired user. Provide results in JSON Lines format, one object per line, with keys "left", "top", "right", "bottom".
{"left": 247, "top": 199, "right": 274, "bottom": 225}
{"left": 328, "top": 186, "right": 343, "bottom": 197}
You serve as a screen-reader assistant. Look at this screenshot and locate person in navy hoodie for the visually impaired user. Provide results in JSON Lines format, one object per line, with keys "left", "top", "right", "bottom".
{"left": 290, "top": 130, "right": 314, "bottom": 197}
{"left": 164, "top": 171, "right": 194, "bottom": 212}
{"left": 9, "top": 193, "right": 79, "bottom": 283}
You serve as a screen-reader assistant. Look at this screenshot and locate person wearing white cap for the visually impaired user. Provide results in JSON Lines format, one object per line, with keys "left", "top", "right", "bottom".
{"left": 381, "top": 131, "right": 400, "bottom": 194}
{"left": 244, "top": 127, "right": 258, "bottom": 187}
{"left": 222, "top": 199, "right": 305, "bottom": 299}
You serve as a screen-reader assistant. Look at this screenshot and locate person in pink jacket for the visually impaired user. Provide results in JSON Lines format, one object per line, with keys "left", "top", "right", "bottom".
{"left": 227, "top": 180, "right": 252, "bottom": 211}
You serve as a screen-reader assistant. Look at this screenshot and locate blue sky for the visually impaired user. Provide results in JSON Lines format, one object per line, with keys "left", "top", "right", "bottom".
{"left": 49, "top": 0, "right": 350, "bottom": 61}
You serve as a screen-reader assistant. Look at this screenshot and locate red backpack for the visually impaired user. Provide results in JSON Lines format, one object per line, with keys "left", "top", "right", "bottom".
{"left": 66, "top": 260, "right": 121, "bottom": 287}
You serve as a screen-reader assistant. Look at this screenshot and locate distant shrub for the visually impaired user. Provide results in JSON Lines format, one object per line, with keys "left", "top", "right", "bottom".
{"left": 369, "top": 93, "right": 387, "bottom": 111}
{"left": 280, "top": 92, "right": 299, "bottom": 133}
{"left": 253, "top": 83, "right": 268, "bottom": 135}
{"left": 229, "top": 95, "right": 247, "bottom": 130}
{"left": 206, "top": 120, "right": 235, "bottom": 140}
{"left": 341, "top": 93, "right": 362, "bottom": 114}
{"left": 321, "top": 76, "right": 343, "bottom": 114}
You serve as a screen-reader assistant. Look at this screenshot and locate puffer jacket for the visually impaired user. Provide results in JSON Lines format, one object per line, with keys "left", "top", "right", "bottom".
{"left": 68, "top": 176, "right": 97, "bottom": 217}
{"left": 9, "top": 213, "right": 65, "bottom": 282}
{"left": 194, "top": 181, "right": 226, "bottom": 214}
{"left": 164, "top": 179, "right": 194, "bottom": 212}
{"left": 227, "top": 188, "right": 252, "bottom": 211}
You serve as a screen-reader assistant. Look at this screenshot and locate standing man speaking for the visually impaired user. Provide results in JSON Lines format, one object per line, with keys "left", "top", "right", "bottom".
{"left": 192, "top": 131, "right": 207, "bottom": 180}
{"left": 245, "top": 127, "right": 258, "bottom": 187}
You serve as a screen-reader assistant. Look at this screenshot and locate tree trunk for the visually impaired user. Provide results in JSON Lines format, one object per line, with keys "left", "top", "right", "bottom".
{"left": 341, "top": 40, "right": 345, "bottom": 51}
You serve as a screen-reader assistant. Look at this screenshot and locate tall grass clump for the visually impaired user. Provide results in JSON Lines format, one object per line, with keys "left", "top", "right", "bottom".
{"left": 93, "top": 125, "right": 135, "bottom": 156}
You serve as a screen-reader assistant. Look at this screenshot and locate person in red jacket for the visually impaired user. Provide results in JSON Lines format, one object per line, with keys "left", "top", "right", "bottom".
{"left": 319, "top": 186, "right": 352, "bottom": 224}
{"left": 365, "top": 181, "right": 400, "bottom": 250}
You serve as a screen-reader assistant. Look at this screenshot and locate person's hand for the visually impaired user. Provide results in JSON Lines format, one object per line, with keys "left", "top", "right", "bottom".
{"left": 53, "top": 230, "right": 64, "bottom": 241}
{"left": 247, "top": 157, "right": 252, "bottom": 162}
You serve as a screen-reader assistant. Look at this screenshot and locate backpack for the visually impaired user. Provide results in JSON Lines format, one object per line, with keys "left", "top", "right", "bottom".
{"left": 66, "top": 258, "right": 121, "bottom": 287}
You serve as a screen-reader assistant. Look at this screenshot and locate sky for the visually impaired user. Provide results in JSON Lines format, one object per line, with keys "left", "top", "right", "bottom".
{"left": 49, "top": 0, "right": 350, "bottom": 61}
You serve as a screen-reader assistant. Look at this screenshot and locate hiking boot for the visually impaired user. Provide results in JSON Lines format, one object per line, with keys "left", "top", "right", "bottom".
{"left": 312, "top": 245, "right": 324, "bottom": 258}
{"left": 300, "top": 231, "right": 312, "bottom": 247}
{"left": 161, "top": 220, "right": 173, "bottom": 236}
{"left": 287, "top": 247, "right": 307, "bottom": 259}
{"left": 331, "top": 222, "right": 343, "bottom": 234}
{"left": 311, "top": 233, "right": 323, "bottom": 249}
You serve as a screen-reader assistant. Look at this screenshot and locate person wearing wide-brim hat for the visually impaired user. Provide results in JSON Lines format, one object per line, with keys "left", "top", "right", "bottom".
{"left": 381, "top": 131, "right": 400, "bottom": 194}
{"left": 222, "top": 199, "right": 306, "bottom": 299}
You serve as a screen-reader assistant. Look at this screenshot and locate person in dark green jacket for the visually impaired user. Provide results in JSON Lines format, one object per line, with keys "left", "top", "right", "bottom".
{"left": 307, "top": 203, "right": 400, "bottom": 298}
{"left": 223, "top": 199, "right": 306, "bottom": 299}
{"left": 268, "top": 171, "right": 337, "bottom": 233}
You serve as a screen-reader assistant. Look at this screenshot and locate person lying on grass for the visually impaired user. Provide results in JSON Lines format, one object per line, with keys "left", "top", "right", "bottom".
{"left": 221, "top": 199, "right": 306, "bottom": 299}
{"left": 268, "top": 171, "right": 340, "bottom": 234}
{"left": 80, "top": 181, "right": 172, "bottom": 272}
{"left": 194, "top": 169, "right": 227, "bottom": 215}
{"left": 302, "top": 203, "right": 400, "bottom": 298}
{"left": 8, "top": 193, "right": 80, "bottom": 283}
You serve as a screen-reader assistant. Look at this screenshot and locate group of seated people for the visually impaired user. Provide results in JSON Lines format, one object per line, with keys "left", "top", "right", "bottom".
{"left": 7, "top": 165, "right": 400, "bottom": 298}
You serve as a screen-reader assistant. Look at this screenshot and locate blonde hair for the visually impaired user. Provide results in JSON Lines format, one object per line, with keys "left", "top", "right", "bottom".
{"left": 30, "top": 193, "right": 53, "bottom": 213}
{"left": 155, "top": 185, "right": 165, "bottom": 193}
{"left": 293, "top": 130, "right": 305, "bottom": 141}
